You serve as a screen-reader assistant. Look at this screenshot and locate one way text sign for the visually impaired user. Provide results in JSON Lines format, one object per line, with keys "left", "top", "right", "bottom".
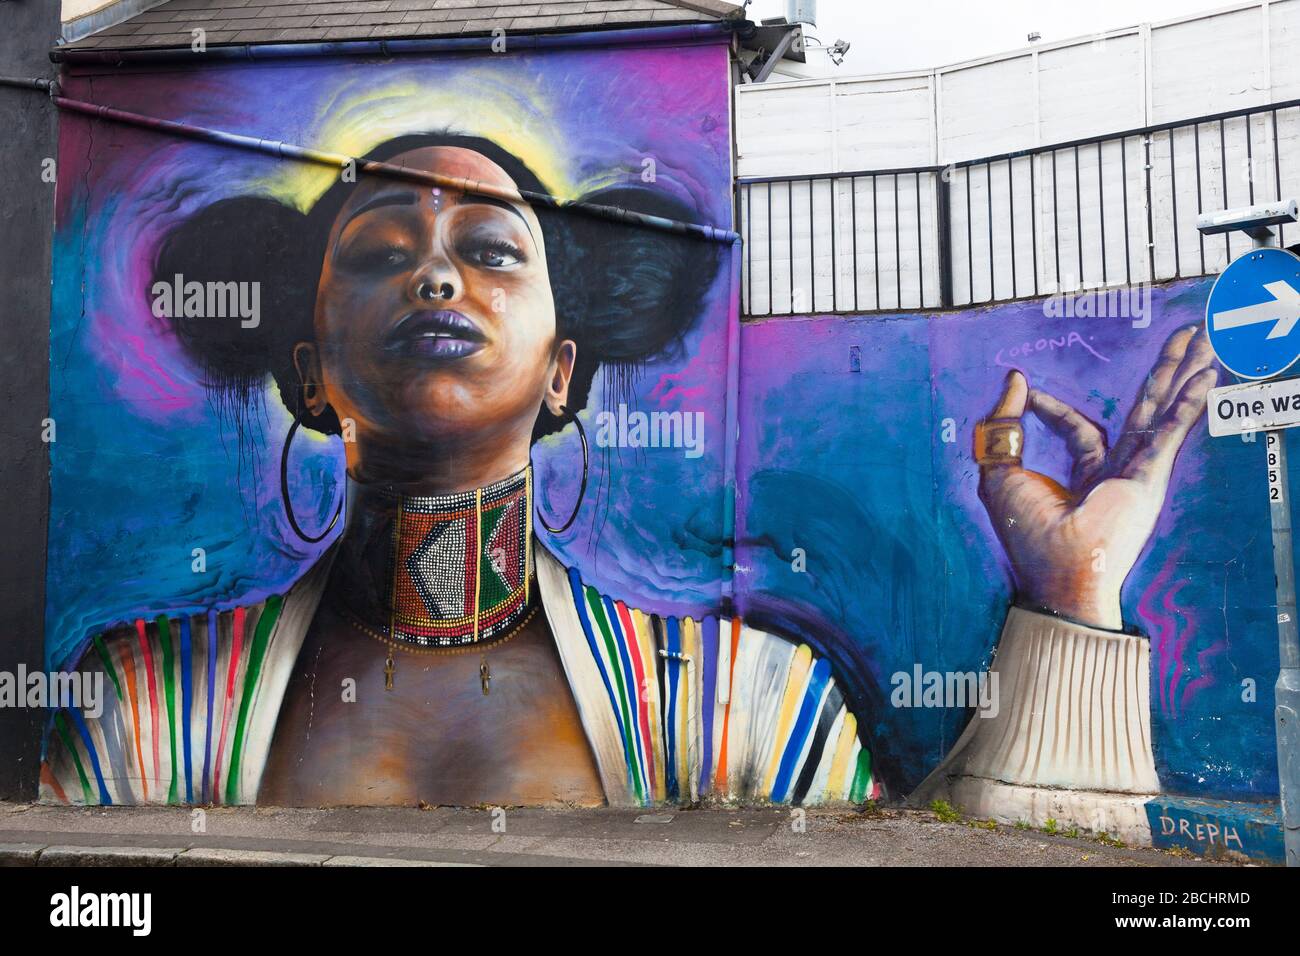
{"left": 1208, "top": 377, "right": 1300, "bottom": 436}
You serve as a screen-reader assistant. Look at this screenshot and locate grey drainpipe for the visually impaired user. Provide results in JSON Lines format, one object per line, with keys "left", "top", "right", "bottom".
{"left": 0, "top": 76, "right": 58, "bottom": 94}
{"left": 49, "top": 93, "right": 739, "bottom": 244}
{"left": 720, "top": 238, "right": 744, "bottom": 617}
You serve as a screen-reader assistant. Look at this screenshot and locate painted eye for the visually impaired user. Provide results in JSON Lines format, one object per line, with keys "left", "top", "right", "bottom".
{"left": 340, "top": 242, "right": 409, "bottom": 273}
{"left": 466, "top": 239, "right": 523, "bottom": 268}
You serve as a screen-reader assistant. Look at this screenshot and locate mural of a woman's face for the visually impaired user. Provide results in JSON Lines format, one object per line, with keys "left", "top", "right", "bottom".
{"left": 295, "top": 146, "right": 577, "bottom": 487}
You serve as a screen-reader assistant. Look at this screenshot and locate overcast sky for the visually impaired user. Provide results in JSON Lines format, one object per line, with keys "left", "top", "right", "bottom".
{"left": 744, "top": 0, "right": 1240, "bottom": 74}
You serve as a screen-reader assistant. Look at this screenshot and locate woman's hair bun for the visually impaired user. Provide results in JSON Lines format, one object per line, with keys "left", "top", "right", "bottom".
{"left": 552, "top": 185, "right": 722, "bottom": 366}
{"left": 152, "top": 195, "right": 318, "bottom": 415}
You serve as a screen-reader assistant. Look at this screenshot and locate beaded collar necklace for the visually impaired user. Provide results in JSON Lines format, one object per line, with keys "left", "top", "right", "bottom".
{"left": 331, "top": 465, "right": 537, "bottom": 691}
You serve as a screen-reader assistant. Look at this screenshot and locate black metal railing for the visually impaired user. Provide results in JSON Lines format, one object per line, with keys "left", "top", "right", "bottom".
{"left": 737, "top": 97, "right": 1300, "bottom": 318}
{"left": 736, "top": 166, "right": 943, "bottom": 315}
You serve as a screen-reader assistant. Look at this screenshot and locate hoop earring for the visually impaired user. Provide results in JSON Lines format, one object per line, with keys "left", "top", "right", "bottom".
{"left": 280, "top": 412, "right": 344, "bottom": 544}
{"left": 537, "top": 405, "right": 588, "bottom": 535}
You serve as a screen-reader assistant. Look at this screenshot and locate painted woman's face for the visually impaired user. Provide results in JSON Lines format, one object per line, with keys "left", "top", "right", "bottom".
{"left": 299, "top": 146, "right": 575, "bottom": 485}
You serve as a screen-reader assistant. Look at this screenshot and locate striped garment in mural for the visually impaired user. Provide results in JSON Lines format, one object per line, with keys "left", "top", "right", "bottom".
{"left": 559, "top": 568, "right": 874, "bottom": 806}
{"left": 42, "top": 544, "right": 875, "bottom": 808}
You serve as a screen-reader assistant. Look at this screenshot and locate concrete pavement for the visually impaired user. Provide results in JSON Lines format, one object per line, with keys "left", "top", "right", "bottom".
{"left": 0, "top": 801, "right": 1251, "bottom": 866}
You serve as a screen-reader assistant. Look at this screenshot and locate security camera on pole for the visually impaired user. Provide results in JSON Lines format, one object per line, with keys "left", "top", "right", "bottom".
{"left": 1200, "top": 198, "right": 1300, "bottom": 866}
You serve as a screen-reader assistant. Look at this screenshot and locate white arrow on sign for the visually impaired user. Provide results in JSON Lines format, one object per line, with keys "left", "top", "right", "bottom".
{"left": 1211, "top": 280, "right": 1300, "bottom": 339}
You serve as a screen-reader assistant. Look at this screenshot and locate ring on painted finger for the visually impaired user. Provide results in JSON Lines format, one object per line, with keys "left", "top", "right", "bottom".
{"left": 973, "top": 418, "right": 1024, "bottom": 465}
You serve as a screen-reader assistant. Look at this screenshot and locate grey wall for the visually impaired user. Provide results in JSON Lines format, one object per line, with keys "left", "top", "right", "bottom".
{"left": 0, "top": 0, "right": 59, "bottom": 799}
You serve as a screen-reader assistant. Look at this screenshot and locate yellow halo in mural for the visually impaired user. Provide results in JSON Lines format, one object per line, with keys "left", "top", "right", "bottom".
{"left": 253, "top": 64, "right": 582, "bottom": 212}
{"left": 246, "top": 64, "right": 594, "bottom": 445}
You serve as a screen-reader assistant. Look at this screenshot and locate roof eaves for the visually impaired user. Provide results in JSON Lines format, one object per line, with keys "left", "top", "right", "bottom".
{"left": 53, "top": 17, "right": 743, "bottom": 62}
{"left": 662, "top": 0, "right": 745, "bottom": 17}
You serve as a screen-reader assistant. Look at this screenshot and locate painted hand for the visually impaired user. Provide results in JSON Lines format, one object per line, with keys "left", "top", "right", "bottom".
{"left": 977, "top": 325, "right": 1217, "bottom": 630}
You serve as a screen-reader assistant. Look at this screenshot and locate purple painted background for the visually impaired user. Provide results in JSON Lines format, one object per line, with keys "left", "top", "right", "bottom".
{"left": 737, "top": 280, "right": 1281, "bottom": 798}
{"left": 47, "top": 41, "right": 735, "bottom": 670}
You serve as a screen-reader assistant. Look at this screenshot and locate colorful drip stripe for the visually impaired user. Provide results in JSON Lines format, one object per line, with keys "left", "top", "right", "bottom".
{"left": 663, "top": 615, "right": 681, "bottom": 801}
{"left": 226, "top": 595, "right": 282, "bottom": 805}
{"left": 211, "top": 607, "right": 245, "bottom": 806}
{"left": 117, "top": 641, "right": 147, "bottom": 803}
{"left": 157, "top": 615, "right": 178, "bottom": 804}
{"left": 566, "top": 568, "right": 636, "bottom": 800}
{"left": 562, "top": 578, "right": 874, "bottom": 808}
{"left": 48, "top": 600, "right": 281, "bottom": 806}
{"left": 203, "top": 609, "right": 217, "bottom": 803}
{"left": 136, "top": 619, "right": 159, "bottom": 799}
{"left": 53, "top": 712, "right": 92, "bottom": 804}
{"left": 600, "top": 594, "right": 646, "bottom": 803}
{"left": 179, "top": 615, "right": 193, "bottom": 803}
{"left": 714, "top": 618, "right": 742, "bottom": 794}
{"left": 616, "top": 601, "right": 657, "bottom": 801}
{"left": 790, "top": 684, "right": 846, "bottom": 804}
{"left": 698, "top": 616, "right": 718, "bottom": 797}
{"left": 67, "top": 706, "right": 111, "bottom": 805}
{"left": 771, "top": 657, "right": 831, "bottom": 803}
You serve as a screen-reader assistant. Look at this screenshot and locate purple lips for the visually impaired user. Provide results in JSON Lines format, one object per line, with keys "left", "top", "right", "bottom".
{"left": 383, "top": 310, "right": 487, "bottom": 359}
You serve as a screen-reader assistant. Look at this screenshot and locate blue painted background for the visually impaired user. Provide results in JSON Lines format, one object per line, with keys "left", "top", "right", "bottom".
{"left": 738, "top": 279, "right": 1282, "bottom": 800}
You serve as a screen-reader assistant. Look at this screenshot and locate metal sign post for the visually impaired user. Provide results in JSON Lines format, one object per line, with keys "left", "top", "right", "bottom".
{"left": 1258, "top": 249, "right": 1300, "bottom": 871}
{"left": 1202, "top": 202, "right": 1300, "bottom": 866}
{"left": 1265, "top": 425, "right": 1300, "bottom": 866}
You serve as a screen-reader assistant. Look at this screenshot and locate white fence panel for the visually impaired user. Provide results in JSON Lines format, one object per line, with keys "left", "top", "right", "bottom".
{"left": 736, "top": 1, "right": 1300, "bottom": 316}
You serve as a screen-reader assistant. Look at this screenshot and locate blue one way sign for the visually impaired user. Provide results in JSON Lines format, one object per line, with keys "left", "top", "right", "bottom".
{"left": 1206, "top": 247, "right": 1300, "bottom": 380}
